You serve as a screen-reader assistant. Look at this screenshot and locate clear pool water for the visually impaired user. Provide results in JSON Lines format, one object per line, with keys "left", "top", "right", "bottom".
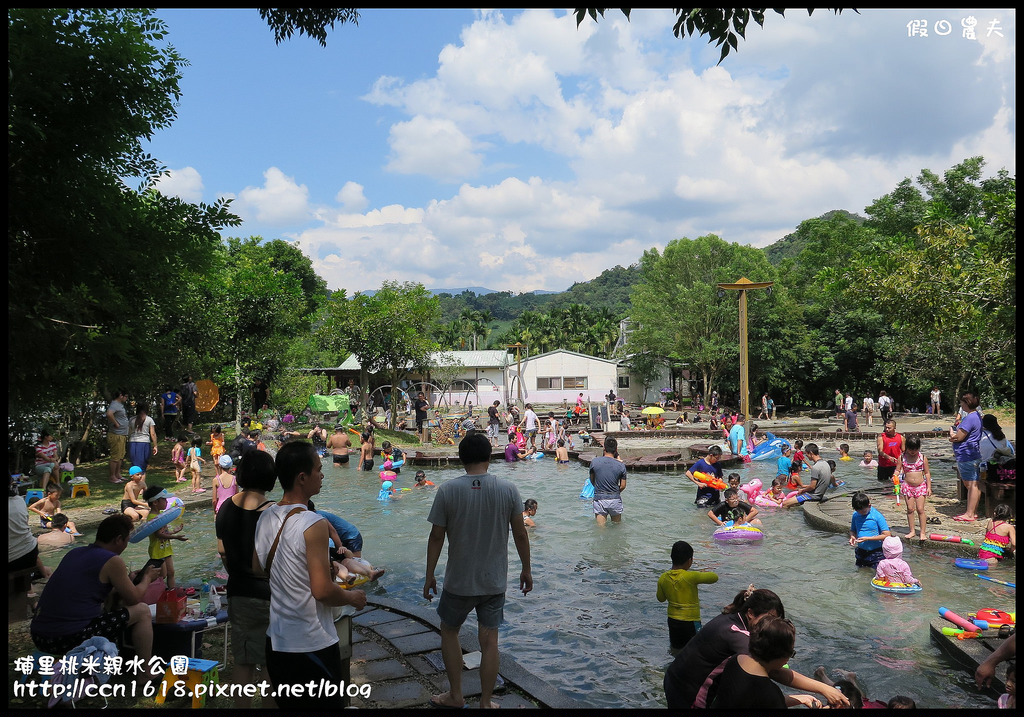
{"left": 46, "top": 455, "right": 1011, "bottom": 708}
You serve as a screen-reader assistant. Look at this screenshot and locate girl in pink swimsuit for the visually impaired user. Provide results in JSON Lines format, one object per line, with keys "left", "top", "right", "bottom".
{"left": 898, "top": 436, "right": 931, "bottom": 540}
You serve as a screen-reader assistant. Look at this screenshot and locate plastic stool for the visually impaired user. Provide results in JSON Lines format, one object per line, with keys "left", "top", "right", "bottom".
{"left": 70, "top": 483, "right": 91, "bottom": 499}
{"left": 24, "top": 489, "right": 44, "bottom": 505}
{"left": 60, "top": 469, "right": 75, "bottom": 484}
{"left": 156, "top": 658, "right": 220, "bottom": 708}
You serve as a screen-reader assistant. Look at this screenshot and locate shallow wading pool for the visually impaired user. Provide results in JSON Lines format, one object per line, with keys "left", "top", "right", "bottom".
{"left": 44, "top": 456, "right": 1011, "bottom": 708}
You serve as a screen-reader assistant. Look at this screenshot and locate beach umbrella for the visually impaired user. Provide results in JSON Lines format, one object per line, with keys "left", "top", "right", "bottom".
{"left": 641, "top": 406, "right": 665, "bottom": 415}
{"left": 195, "top": 379, "right": 219, "bottom": 412}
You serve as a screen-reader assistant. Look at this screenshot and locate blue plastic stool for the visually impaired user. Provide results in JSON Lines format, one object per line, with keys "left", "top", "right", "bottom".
{"left": 25, "top": 489, "right": 44, "bottom": 505}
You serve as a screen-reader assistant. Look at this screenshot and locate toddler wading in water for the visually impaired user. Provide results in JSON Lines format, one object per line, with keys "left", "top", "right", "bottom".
{"left": 899, "top": 436, "right": 932, "bottom": 540}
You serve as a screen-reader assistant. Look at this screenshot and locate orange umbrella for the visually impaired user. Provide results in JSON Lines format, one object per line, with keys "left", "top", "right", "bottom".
{"left": 195, "top": 379, "right": 219, "bottom": 412}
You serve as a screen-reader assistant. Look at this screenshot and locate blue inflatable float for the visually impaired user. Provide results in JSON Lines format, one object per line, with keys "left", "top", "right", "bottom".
{"left": 750, "top": 433, "right": 790, "bottom": 462}
{"left": 579, "top": 478, "right": 594, "bottom": 500}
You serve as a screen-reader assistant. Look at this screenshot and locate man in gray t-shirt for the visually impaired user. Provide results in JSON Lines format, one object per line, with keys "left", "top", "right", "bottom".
{"left": 589, "top": 437, "right": 627, "bottom": 525}
{"left": 424, "top": 433, "right": 532, "bottom": 709}
{"left": 782, "top": 443, "right": 830, "bottom": 507}
{"left": 105, "top": 390, "right": 130, "bottom": 483}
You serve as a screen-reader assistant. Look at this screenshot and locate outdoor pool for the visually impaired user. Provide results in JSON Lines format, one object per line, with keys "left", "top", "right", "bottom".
{"left": 47, "top": 453, "right": 1011, "bottom": 708}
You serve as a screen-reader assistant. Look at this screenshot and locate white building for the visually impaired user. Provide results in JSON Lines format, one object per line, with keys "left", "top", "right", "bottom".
{"left": 507, "top": 349, "right": 619, "bottom": 405}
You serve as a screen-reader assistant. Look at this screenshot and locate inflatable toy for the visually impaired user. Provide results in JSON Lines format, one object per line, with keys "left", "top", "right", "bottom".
{"left": 129, "top": 505, "right": 183, "bottom": 544}
{"left": 976, "top": 575, "right": 1015, "bottom": 588}
{"left": 337, "top": 574, "right": 370, "bottom": 590}
{"left": 755, "top": 494, "right": 785, "bottom": 508}
{"left": 954, "top": 558, "right": 989, "bottom": 571}
{"left": 693, "top": 471, "right": 727, "bottom": 490}
{"left": 579, "top": 479, "right": 595, "bottom": 500}
{"left": 750, "top": 434, "right": 791, "bottom": 462}
{"left": 739, "top": 478, "right": 762, "bottom": 502}
{"left": 713, "top": 522, "right": 764, "bottom": 542}
{"left": 970, "top": 609, "right": 1015, "bottom": 626}
{"left": 524, "top": 452, "right": 545, "bottom": 460}
{"left": 870, "top": 578, "right": 922, "bottom": 594}
{"left": 939, "top": 607, "right": 981, "bottom": 632}
{"left": 929, "top": 533, "right": 976, "bottom": 547}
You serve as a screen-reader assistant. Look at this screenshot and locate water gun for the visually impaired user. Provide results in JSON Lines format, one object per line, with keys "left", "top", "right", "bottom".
{"left": 975, "top": 575, "right": 1015, "bottom": 588}
{"left": 941, "top": 627, "right": 982, "bottom": 640}
{"left": 939, "top": 607, "right": 981, "bottom": 632}
{"left": 692, "top": 471, "right": 727, "bottom": 490}
{"left": 893, "top": 473, "right": 901, "bottom": 506}
{"left": 929, "top": 534, "right": 975, "bottom": 547}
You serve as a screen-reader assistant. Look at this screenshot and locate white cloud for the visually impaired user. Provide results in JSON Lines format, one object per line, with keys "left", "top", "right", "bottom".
{"left": 335, "top": 181, "right": 368, "bottom": 212}
{"left": 234, "top": 168, "right": 311, "bottom": 226}
{"left": 233, "top": 8, "right": 1014, "bottom": 294}
{"left": 385, "top": 116, "right": 482, "bottom": 180}
{"left": 155, "top": 167, "right": 204, "bottom": 203}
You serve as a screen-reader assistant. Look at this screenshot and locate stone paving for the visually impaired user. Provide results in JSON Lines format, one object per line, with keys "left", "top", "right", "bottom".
{"left": 347, "top": 596, "right": 579, "bottom": 709}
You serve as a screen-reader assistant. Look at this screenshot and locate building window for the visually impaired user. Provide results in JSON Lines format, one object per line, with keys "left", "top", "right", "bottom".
{"left": 617, "top": 376, "right": 630, "bottom": 389}
{"left": 537, "top": 377, "right": 561, "bottom": 390}
{"left": 562, "top": 377, "right": 588, "bottom": 389}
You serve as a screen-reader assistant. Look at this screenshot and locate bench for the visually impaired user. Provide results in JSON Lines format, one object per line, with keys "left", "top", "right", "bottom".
{"left": 979, "top": 479, "right": 1015, "bottom": 519}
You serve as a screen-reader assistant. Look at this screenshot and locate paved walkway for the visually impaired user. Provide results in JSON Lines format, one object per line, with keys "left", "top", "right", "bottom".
{"left": 348, "top": 597, "right": 579, "bottom": 709}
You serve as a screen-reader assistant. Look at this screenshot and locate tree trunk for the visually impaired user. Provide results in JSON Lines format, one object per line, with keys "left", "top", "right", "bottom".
{"left": 235, "top": 357, "right": 243, "bottom": 434}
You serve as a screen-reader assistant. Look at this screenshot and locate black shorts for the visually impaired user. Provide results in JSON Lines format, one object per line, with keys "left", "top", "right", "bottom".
{"left": 877, "top": 465, "right": 897, "bottom": 482}
{"left": 33, "top": 608, "right": 131, "bottom": 656}
{"left": 265, "top": 638, "right": 344, "bottom": 710}
{"left": 668, "top": 618, "right": 699, "bottom": 650}
{"left": 332, "top": 454, "right": 349, "bottom": 465}
{"left": 362, "top": 459, "right": 374, "bottom": 471}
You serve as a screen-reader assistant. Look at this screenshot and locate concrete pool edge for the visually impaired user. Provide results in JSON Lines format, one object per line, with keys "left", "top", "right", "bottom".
{"left": 361, "top": 595, "right": 584, "bottom": 709}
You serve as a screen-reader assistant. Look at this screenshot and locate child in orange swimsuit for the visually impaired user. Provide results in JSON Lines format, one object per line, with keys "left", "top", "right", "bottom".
{"left": 898, "top": 436, "right": 931, "bottom": 540}
{"left": 207, "top": 425, "right": 225, "bottom": 465}
{"left": 978, "top": 504, "right": 1015, "bottom": 563}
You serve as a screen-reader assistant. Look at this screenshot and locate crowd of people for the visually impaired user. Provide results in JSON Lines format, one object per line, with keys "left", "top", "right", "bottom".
{"left": 9, "top": 381, "right": 1015, "bottom": 709}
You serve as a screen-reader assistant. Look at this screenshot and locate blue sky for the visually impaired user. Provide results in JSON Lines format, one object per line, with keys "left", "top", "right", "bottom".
{"left": 148, "top": 8, "right": 1015, "bottom": 294}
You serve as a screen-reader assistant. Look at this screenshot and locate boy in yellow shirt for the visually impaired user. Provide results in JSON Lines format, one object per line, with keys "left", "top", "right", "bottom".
{"left": 656, "top": 541, "right": 719, "bottom": 655}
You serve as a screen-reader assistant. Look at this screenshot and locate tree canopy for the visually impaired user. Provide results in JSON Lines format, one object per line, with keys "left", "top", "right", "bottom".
{"left": 574, "top": 8, "right": 854, "bottom": 63}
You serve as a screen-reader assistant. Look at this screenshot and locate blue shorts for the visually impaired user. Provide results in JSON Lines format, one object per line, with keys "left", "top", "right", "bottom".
{"left": 437, "top": 590, "right": 505, "bottom": 630}
{"left": 957, "top": 459, "right": 981, "bottom": 482}
{"left": 796, "top": 494, "right": 821, "bottom": 504}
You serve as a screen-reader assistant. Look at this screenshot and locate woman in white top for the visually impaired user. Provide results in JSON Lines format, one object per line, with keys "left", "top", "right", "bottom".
{"left": 980, "top": 414, "right": 1014, "bottom": 479}
{"left": 127, "top": 403, "right": 158, "bottom": 473}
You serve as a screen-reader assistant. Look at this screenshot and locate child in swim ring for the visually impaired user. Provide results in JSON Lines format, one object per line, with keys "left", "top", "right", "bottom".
{"left": 978, "top": 503, "right": 1015, "bottom": 564}
{"left": 874, "top": 536, "right": 921, "bottom": 588}
{"left": 763, "top": 478, "right": 786, "bottom": 506}
{"left": 143, "top": 485, "right": 188, "bottom": 588}
{"left": 379, "top": 460, "right": 397, "bottom": 483}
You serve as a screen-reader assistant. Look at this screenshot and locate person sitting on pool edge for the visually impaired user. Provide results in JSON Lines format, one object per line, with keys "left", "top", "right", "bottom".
{"left": 781, "top": 443, "right": 830, "bottom": 508}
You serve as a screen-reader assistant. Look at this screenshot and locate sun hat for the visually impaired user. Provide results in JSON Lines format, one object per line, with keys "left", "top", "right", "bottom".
{"left": 218, "top": 454, "right": 233, "bottom": 468}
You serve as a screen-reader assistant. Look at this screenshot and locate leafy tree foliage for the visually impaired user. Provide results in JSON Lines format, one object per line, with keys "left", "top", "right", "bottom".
{"left": 8, "top": 9, "right": 239, "bottom": 422}
{"left": 626, "top": 235, "right": 794, "bottom": 403}
{"left": 318, "top": 282, "right": 440, "bottom": 427}
{"left": 258, "top": 8, "right": 359, "bottom": 46}
{"left": 574, "top": 8, "right": 854, "bottom": 63}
